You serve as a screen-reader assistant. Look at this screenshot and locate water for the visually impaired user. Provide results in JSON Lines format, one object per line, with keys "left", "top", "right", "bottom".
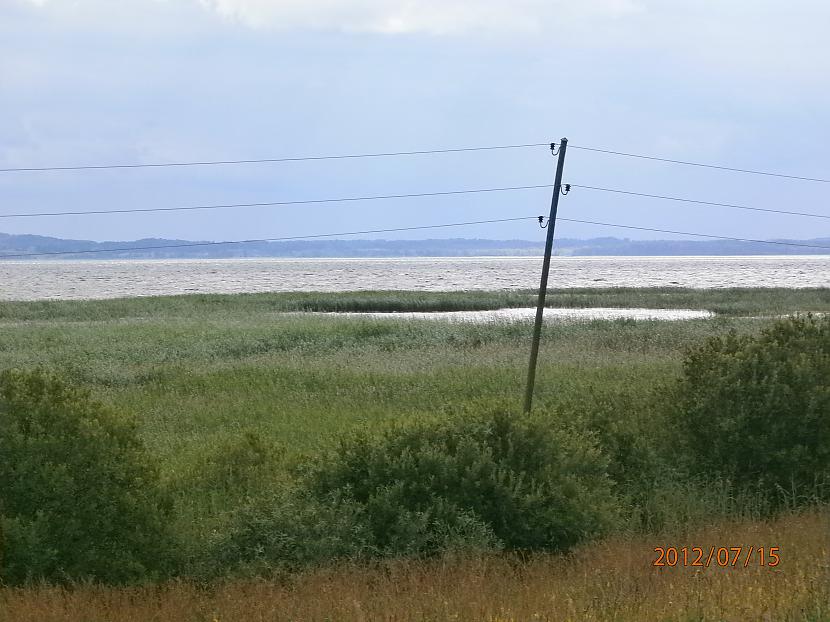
{"left": 1, "top": 256, "right": 828, "bottom": 301}
{"left": 311, "top": 308, "right": 713, "bottom": 323}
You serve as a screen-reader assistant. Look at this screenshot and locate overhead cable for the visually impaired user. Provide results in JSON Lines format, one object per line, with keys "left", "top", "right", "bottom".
{"left": 566, "top": 144, "right": 830, "bottom": 184}
{"left": 0, "top": 184, "right": 553, "bottom": 219}
{"left": 0, "top": 143, "right": 550, "bottom": 173}
{"left": 557, "top": 216, "right": 830, "bottom": 251}
{"left": 0, "top": 216, "right": 540, "bottom": 259}
{"left": 569, "top": 184, "right": 830, "bottom": 220}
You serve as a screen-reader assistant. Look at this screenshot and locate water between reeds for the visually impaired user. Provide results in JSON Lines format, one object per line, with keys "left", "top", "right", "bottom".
{"left": 307, "top": 307, "right": 713, "bottom": 322}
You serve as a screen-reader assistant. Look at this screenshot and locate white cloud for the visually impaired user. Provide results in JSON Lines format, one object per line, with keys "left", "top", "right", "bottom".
{"left": 9, "top": 0, "right": 830, "bottom": 86}
{"left": 197, "top": 0, "right": 644, "bottom": 35}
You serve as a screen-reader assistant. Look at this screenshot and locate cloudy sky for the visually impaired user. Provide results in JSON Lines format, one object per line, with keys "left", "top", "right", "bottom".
{"left": 1, "top": 0, "right": 829, "bottom": 243}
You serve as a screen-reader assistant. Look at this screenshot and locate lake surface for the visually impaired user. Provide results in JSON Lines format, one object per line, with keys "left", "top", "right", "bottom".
{"left": 311, "top": 308, "right": 713, "bottom": 323}
{"left": 1, "top": 256, "right": 828, "bottom": 301}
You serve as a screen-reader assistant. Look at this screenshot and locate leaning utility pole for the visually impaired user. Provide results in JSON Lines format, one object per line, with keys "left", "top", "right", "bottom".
{"left": 523, "top": 138, "right": 569, "bottom": 413}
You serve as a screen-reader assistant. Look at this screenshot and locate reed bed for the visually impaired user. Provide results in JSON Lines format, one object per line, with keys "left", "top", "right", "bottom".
{"left": 2, "top": 289, "right": 829, "bottom": 620}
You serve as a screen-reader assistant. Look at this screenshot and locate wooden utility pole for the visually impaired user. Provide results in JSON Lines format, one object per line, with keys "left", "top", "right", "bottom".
{"left": 523, "top": 138, "right": 569, "bottom": 413}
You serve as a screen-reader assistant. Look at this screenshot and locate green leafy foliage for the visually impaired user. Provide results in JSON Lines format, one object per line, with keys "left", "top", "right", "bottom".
{"left": 208, "top": 409, "right": 619, "bottom": 578}
{"left": 203, "top": 489, "right": 375, "bottom": 578}
{"left": 0, "top": 369, "right": 173, "bottom": 585}
{"left": 675, "top": 315, "right": 830, "bottom": 500}
{"left": 555, "top": 387, "right": 671, "bottom": 495}
{"left": 3, "top": 292, "right": 828, "bottom": 583}
{"left": 309, "top": 408, "right": 620, "bottom": 555}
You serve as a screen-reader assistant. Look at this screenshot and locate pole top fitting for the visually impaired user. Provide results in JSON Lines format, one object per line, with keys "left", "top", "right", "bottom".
{"left": 551, "top": 138, "right": 568, "bottom": 155}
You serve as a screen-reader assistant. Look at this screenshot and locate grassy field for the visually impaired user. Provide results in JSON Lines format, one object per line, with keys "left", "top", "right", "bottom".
{"left": 0, "top": 288, "right": 784, "bottom": 465}
{"left": 0, "top": 288, "right": 826, "bottom": 458}
{"left": 1, "top": 286, "right": 829, "bottom": 319}
{"left": 1, "top": 510, "right": 827, "bottom": 621}
{"left": 1, "top": 287, "right": 828, "bottom": 620}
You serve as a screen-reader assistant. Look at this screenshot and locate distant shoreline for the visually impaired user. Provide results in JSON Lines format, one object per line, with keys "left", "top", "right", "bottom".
{"left": 2, "top": 234, "right": 830, "bottom": 259}
{"left": 3, "top": 254, "right": 830, "bottom": 263}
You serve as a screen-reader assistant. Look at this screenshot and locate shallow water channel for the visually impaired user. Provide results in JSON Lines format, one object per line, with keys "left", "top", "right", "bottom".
{"left": 308, "top": 307, "right": 714, "bottom": 323}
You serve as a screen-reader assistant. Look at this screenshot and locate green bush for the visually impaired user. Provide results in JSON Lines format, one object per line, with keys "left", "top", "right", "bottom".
{"left": 210, "top": 488, "right": 499, "bottom": 578}
{"left": 553, "top": 386, "right": 672, "bottom": 510}
{"left": 203, "top": 488, "right": 374, "bottom": 578}
{"left": 208, "top": 409, "right": 618, "bottom": 578}
{"left": 675, "top": 315, "right": 830, "bottom": 501}
{"left": 309, "top": 408, "right": 619, "bottom": 555}
{"left": 0, "top": 369, "right": 173, "bottom": 585}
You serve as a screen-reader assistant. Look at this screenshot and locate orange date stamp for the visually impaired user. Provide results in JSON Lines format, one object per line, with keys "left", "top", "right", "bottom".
{"left": 653, "top": 546, "right": 781, "bottom": 568}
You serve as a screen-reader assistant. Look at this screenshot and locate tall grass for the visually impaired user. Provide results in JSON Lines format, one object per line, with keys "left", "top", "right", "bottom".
{"left": 0, "top": 287, "right": 828, "bottom": 321}
{"left": 1, "top": 509, "right": 827, "bottom": 621}
{"left": 1, "top": 288, "right": 828, "bottom": 613}
{"left": 0, "top": 311, "right": 738, "bottom": 463}
{"left": 0, "top": 292, "right": 819, "bottom": 540}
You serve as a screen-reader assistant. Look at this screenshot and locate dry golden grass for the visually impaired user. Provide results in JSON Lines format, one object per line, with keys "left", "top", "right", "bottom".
{"left": 2, "top": 509, "right": 828, "bottom": 622}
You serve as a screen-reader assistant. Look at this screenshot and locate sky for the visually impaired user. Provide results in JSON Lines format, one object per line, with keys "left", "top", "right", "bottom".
{"left": 1, "top": 0, "right": 829, "bottom": 244}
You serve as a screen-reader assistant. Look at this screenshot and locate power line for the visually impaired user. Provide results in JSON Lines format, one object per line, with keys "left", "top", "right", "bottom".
{"left": 5, "top": 138, "right": 829, "bottom": 185}
{"left": 569, "top": 183, "right": 830, "bottom": 220}
{"left": 0, "top": 184, "right": 553, "bottom": 219}
{"left": 567, "top": 144, "right": 830, "bottom": 184}
{"left": 557, "top": 216, "right": 830, "bottom": 251}
{"left": 0, "top": 143, "right": 550, "bottom": 173}
{"left": 5, "top": 212, "right": 829, "bottom": 260}
{"left": 0, "top": 216, "right": 540, "bottom": 260}
{"left": 6, "top": 181, "right": 827, "bottom": 223}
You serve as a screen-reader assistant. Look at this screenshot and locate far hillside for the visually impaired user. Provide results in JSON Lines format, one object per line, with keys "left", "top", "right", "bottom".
{"left": 1, "top": 232, "right": 829, "bottom": 259}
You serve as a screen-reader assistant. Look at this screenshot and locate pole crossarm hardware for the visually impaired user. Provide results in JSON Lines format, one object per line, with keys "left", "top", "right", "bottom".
{"left": 523, "top": 138, "right": 569, "bottom": 413}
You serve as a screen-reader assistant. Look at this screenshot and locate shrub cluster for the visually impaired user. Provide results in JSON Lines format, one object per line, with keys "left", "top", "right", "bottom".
{"left": 0, "top": 369, "right": 173, "bottom": 585}
{"left": 674, "top": 314, "right": 830, "bottom": 501}
{"left": 311, "top": 410, "right": 618, "bottom": 553}
{"left": 210, "top": 409, "right": 619, "bottom": 576}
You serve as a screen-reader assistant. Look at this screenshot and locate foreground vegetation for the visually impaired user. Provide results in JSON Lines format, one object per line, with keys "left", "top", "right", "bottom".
{"left": 1, "top": 287, "right": 829, "bottom": 619}
{"left": 3, "top": 510, "right": 828, "bottom": 622}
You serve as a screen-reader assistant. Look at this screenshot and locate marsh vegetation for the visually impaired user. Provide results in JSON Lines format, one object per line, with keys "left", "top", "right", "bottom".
{"left": 1, "top": 287, "right": 828, "bottom": 620}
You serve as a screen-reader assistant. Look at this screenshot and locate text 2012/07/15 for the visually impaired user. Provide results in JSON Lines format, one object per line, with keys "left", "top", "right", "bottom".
{"left": 653, "top": 546, "right": 781, "bottom": 568}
